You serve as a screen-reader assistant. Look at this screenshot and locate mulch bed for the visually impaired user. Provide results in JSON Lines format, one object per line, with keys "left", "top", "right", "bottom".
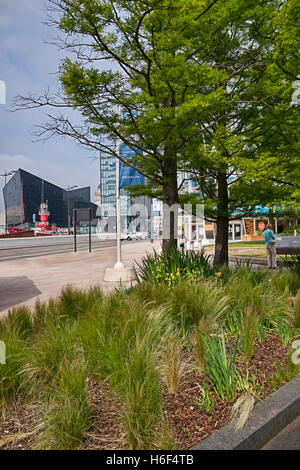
{"left": 165, "top": 334, "right": 288, "bottom": 449}
{"left": 80, "top": 380, "right": 127, "bottom": 450}
{"left": 0, "top": 334, "right": 289, "bottom": 450}
{"left": 0, "top": 402, "right": 42, "bottom": 450}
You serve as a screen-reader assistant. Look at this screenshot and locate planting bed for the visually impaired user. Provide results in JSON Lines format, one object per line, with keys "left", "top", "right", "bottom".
{"left": 1, "top": 250, "right": 300, "bottom": 450}
{"left": 0, "top": 334, "right": 290, "bottom": 450}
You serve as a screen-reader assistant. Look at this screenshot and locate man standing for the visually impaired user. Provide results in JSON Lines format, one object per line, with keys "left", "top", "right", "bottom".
{"left": 264, "top": 223, "right": 277, "bottom": 269}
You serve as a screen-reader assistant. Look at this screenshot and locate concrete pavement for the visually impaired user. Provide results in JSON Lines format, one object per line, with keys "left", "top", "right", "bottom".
{"left": 262, "top": 415, "right": 300, "bottom": 450}
{"left": 0, "top": 236, "right": 119, "bottom": 262}
{"left": 0, "top": 240, "right": 160, "bottom": 315}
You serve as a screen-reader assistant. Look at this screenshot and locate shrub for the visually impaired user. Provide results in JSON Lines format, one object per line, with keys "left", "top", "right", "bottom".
{"left": 202, "top": 333, "right": 239, "bottom": 401}
{"left": 0, "top": 306, "right": 33, "bottom": 339}
{"left": 129, "top": 282, "right": 169, "bottom": 308}
{"left": 194, "top": 381, "right": 215, "bottom": 413}
{"left": 123, "top": 341, "right": 162, "bottom": 450}
{"left": 56, "top": 285, "right": 103, "bottom": 320}
{"left": 241, "top": 305, "right": 257, "bottom": 364}
{"left": 224, "top": 309, "right": 243, "bottom": 336}
{"left": 0, "top": 334, "right": 29, "bottom": 408}
{"left": 79, "top": 293, "right": 168, "bottom": 449}
{"left": 21, "top": 320, "right": 80, "bottom": 397}
{"left": 134, "top": 247, "right": 215, "bottom": 286}
{"left": 163, "top": 333, "right": 186, "bottom": 395}
{"left": 271, "top": 271, "right": 300, "bottom": 296}
{"left": 225, "top": 270, "right": 292, "bottom": 330}
{"left": 39, "top": 355, "right": 92, "bottom": 450}
{"left": 167, "top": 280, "right": 230, "bottom": 335}
{"left": 78, "top": 293, "right": 124, "bottom": 379}
{"left": 0, "top": 306, "right": 34, "bottom": 408}
{"left": 268, "top": 350, "right": 300, "bottom": 393}
{"left": 295, "top": 294, "right": 300, "bottom": 329}
{"left": 154, "top": 417, "right": 177, "bottom": 450}
{"left": 281, "top": 250, "right": 300, "bottom": 276}
{"left": 280, "top": 225, "right": 300, "bottom": 236}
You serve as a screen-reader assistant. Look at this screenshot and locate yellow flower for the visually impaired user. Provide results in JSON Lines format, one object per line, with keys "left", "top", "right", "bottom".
{"left": 216, "top": 272, "right": 222, "bottom": 277}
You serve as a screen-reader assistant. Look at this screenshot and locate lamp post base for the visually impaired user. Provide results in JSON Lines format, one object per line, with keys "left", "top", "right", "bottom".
{"left": 104, "top": 266, "right": 135, "bottom": 283}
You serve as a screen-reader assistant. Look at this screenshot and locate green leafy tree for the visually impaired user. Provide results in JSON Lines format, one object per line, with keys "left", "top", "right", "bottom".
{"left": 179, "top": 0, "right": 299, "bottom": 265}
{"left": 15, "top": 0, "right": 299, "bottom": 260}
{"left": 246, "top": 0, "right": 300, "bottom": 214}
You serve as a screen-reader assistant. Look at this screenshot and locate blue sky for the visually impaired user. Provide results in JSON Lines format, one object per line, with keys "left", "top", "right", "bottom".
{"left": 0, "top": 0, "right": 101, "bottom": 210}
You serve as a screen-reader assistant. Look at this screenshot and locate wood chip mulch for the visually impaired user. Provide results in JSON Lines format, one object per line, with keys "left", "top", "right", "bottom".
{"left": 0, "top": 402, "right": 42, "bottom": 450}
{"left": 164, "top": 333, "right": 289, "bottom": 449}
{"left": 79, "top": 379, "right": 127, "bottom": 450}
{"left": 0, "top": 334, "right": 290, "bottom": 450}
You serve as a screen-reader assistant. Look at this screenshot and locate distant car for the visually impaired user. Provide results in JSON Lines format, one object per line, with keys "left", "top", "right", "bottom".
{"left": 121, "top": 232, "right": 148, "bottom": 241}
{"left": 137, "top": 232, "right": 147, "bottom": 240}
{"left": 121, "top": 233, "right": 133, "bottom": 241}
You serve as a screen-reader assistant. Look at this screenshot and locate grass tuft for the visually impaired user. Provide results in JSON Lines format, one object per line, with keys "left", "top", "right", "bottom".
{"left": 163, "top": 333, "right": 187, "bottom": 395}
{"left": 39, "top": 354, "right": 92, "bottom": 450}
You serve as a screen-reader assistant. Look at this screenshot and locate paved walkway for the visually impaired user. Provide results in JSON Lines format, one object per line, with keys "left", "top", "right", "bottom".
{"left": 262, "top": 415, "right": 300, "bottom": 450}
{"left": 0, "top": 241, "right": 160, "bottom": 315}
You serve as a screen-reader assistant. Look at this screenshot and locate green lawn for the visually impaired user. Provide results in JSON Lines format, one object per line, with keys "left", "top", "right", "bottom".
{"left": 205, "top": 241, "right": 265, "bottom": 249}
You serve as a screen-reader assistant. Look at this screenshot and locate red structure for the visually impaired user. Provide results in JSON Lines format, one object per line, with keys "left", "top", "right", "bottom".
{"left": 8, "top": 227, "right": 24, "bottom": 234}
{"left": 34, "top": 201, "right": 56, "bottom": 236}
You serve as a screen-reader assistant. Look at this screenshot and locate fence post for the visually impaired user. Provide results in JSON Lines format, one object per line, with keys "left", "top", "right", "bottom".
{"left": 74, "top": 209, "right": 77, "bottom": 253}
{"left": 89, "top": 208, "right": 92, "bottom": 253}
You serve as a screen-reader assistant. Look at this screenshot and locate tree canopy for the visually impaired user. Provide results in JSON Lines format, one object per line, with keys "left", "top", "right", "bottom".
{"left": 15, "top": 0, "right": 300, "bottom": 262}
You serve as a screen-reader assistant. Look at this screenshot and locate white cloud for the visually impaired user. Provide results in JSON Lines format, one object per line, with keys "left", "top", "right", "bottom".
{"left": 0, "top": 153, "right": 35, "bottom": 172}
{"left": 0, "top": 1, "right": 102, "bottom": 211}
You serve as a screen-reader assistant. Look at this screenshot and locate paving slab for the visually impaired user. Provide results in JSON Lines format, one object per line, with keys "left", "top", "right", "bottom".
{"left": 0, "top": 241, "right": 160, "bottom": 315}
{"left": 261, "top": 415, "right": 300, "bottom": 450}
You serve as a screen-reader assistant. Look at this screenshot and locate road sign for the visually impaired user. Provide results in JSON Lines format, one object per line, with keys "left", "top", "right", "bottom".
{"left": 119, "top": 144, "right": 144, "bottom": 189}
{"left": 75, "top": 208, "right": 92, "bottom": 222}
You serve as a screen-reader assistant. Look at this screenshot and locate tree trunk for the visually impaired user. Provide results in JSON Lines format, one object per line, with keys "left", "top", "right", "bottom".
{"left": 162, "top": 156, "right": 178, "bottom": 252}
{"left": 268, "top": 206, "right": 275, "bottom": 232}
{"left": 214, "top": 171, "right": 229, "bottom": 267}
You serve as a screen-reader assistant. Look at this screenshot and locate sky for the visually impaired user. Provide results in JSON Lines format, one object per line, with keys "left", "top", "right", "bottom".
{"left": 0, "top": 0, "right": 102, "bottom": 211}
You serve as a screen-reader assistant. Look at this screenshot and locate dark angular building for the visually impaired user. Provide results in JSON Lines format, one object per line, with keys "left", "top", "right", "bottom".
{"left": 3, "top": 169, "right": 98, "bottom": 228}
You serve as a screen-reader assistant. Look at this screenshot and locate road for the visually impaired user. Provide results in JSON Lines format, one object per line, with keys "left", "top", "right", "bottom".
{"left": 0, "top": 240, "right": 160, "bottom": 314}
{"left": 0, "top": 236, "right": 144, "bottom": 262}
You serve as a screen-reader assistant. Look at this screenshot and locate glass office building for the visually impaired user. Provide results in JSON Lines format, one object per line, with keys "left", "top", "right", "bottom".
{"left": 3, "top": 168, "right": 98, "bottom": 229}
{"left": 98, "top": 152, "right": 151, "bottom": 234}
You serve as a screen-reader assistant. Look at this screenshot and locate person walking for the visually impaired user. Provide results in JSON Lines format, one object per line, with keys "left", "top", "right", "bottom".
{"left": 264, "top": 223, "right": 277, "bottom": 269}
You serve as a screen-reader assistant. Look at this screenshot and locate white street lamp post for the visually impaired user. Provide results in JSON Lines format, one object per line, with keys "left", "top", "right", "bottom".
{"left": 114, "top": 104, "right": 124, "bottom": 269}
{"left": 104, "top": 101, "right": 135, "bottom": 283}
